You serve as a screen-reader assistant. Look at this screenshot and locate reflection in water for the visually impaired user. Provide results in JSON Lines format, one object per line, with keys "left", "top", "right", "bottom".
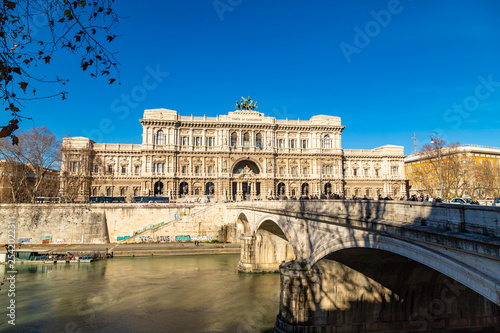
{"left": 0, "top": 255, "right": 279, "bottom": 333}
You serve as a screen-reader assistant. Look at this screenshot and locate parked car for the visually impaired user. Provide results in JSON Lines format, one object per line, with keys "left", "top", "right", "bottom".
{"left": 450, "top": 198, "right": 472, "bottom": 204}
{"left": 493, "top": 197, "right": 500, "bottom": 207}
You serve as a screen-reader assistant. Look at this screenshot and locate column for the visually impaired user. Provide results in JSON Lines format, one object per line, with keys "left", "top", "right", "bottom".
{"left": 189, "top": 129, "right": 194, "bottom": 147}
{"left": 142, "top": 126, "right": 147, "bottom": 145}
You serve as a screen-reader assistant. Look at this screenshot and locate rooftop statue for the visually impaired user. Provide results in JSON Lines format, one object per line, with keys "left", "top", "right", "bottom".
{"left": 236, "top": 96, "right": 258, "bottom": 111}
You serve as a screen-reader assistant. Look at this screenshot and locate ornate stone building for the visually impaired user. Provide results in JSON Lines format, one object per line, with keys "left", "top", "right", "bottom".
{"left": 61, "top": 108, "right": 406, "bottom": 201}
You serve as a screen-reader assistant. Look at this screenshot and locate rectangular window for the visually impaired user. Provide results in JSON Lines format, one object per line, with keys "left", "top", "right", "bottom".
{"left": 301, "top": 140, "right": 308, "bottom": 149}
{"left": 353, "top": 169, "right": 357, "bottom": 176}
{"left": 303, "top": 168, "right": 307, "bottom": 175}
{"left": 289, "top": 139, "right": 296, "bottom": 149}
{"left": 208, "top": 166, "right": 213, "bottom": 174}
{"left": 120, "top": 188, "right": 125, "bottom": 196}
{"left": 392, "top": 166, "right": 398, "bottom": 175}
{"left": 135, "top": 166, "right": 140, "bottom": 174}
{"left": 375, "top": 169, "right": 379, "bottom": 176}
{"left": 182, "top": 166, "right": 187, "bottom": 174}
{"left": 207, "top": 137, "right": 214, "bottom": 146}
{"left": 278, "top": 139, "right": 284, "bottom": 148}
{"left": 92, "top": 188, "right": 97, "bottom": 196}
{"left": 153, "top": 163, "right": 156, "bottom": 173}
{"left": 121, "top": 166, "right": 126, "bottom": 174}
{"left": 108, "top": 165, "right": 113, "bottom": 174}
{"left": 364, "top": 169, "right": 369, "bottom": 176}
{"left": 106, "top": 188, "right": 111, "bottom": 196}
{"left": 162, "top": 163, "right": 165, "bottom": 173}
{"left": 195, "top": 137, "right": 201, "bottom": 146}
{"left": 94, "top": 165, "right": 99, "bottom": 173}
{"left": 71, "top": 162, "right": 78, "bottom": 172}
{"left": 195, "top": 166, "right": 200, "bottom": 174}
{"left": 291, "top": 167, "right": 296, "bottom": 175}
{"left": 279, "top": 167, "right": 284, "bottom": 175}
{"left": 134, "top": 188, "right": 139, "bottom": 197}
{"left": 181, "top": 137, "right": 189, "bottom": 146}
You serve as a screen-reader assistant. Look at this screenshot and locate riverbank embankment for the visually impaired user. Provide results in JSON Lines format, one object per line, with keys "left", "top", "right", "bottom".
{"left": 3, "top": 243, "right": 241, "bottom": 259}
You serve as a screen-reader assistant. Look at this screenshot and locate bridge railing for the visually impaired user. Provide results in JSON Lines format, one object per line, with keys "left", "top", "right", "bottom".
{"left": 233, "top": 200, "right": 500, "bottom": 238}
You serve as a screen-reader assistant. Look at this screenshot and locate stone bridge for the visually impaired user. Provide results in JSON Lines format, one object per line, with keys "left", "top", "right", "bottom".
{"left": 229, "top": 200, "right": 500, "bottom": 332}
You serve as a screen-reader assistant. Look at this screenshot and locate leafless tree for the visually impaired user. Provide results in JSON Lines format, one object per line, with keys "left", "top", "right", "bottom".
{"left": 0, "top": 126, "right": 60, "bottom": 202}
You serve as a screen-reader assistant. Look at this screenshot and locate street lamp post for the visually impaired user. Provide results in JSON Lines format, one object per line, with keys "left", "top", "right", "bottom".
{"left": 319, "top": 134, "right": 330, "bottom": 199}
{"left": 430, "top": 131, "right": 443, "bottom": 198}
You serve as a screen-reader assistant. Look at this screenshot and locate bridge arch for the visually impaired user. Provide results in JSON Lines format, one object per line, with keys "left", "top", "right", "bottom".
{"left": 309, "top": 234, "right": 500, "bottom": 305}
{"left": 236, "top": 211, "right": 251, "bottom": 234}
{"left": 253, "top": 216, "right": 296, "bottom": 271}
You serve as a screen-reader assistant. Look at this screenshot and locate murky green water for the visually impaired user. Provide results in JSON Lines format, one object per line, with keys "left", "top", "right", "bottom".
{"left": 0, "top": 254, "right": 280, "bottom": 333}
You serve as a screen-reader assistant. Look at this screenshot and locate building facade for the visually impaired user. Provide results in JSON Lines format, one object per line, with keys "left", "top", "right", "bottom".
{"left": 405, "top": 144, "right": 500, "bottom": 199}
{"left": 61, "top": 108, "right": 406, "bottom": 202}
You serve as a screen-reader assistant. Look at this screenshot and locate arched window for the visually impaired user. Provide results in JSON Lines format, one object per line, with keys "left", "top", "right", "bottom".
{"left": 243, "top": 132, "right": 250, "bottom": 147}
{"left": 156, "top": 130, "right": 164, "bottom": 145}
{"left": 277, "top": 183, "right": 286, "bottom": 196}
{"left": 255, "top": 133, "right": 262, "bottom": 149}
{"left": 231, "top": 132, "right": 237, "bottom": 147}
{"left": 301, "top": 183, "right": 309, "bottom": 195}
{"left": 322, "top": 134, "right": 331, "bottom": 149}
{"left": 179, "top": 182, "right": 189, "bottom": 196}
{"left": 324, "top": 183, "right": 332, "bottom": 194}
{"left": 205, "top": 182, "right": 215, "bottom": 195}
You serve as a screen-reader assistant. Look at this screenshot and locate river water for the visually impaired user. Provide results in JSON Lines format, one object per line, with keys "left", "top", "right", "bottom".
{"left": 0, "top": 254, "right": 280, "bottom": 333}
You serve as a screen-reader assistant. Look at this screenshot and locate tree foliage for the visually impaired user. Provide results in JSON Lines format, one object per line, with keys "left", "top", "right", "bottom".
{"left": 0, "top": 0, "right": 120, "bottom": 142}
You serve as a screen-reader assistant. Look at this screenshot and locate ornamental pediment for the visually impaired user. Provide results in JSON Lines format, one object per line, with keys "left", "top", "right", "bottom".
{"left": 236, "top": 166, "right": 256, "bottom": 179}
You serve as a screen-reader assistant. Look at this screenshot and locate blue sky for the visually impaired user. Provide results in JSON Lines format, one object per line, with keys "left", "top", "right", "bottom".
{"left": 6, "top": 0, "right": 500, "bottom": 154}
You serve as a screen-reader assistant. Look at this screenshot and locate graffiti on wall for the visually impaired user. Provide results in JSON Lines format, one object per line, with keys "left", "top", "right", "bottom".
{"left": 155, "top": 235, "right": 218, "bottom": 242}
{"left": 191, "top": 236, "right": 217, "bottom": 241}
{"left": 117, "top": 235, "right": 131, "bottom": 241}
{"left": 18, "top": 238, "right": 32, "bottom": 243}
{"left": 135, "top": 236, "right": 153, "bottom": 242}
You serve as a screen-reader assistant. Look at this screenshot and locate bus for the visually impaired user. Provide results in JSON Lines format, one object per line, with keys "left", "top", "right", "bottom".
{"left": 88, "top": 197, "right": 126, "bottom": 203}
{"left": 132, "top": 196, "right": 169, "bottom": 203}
{"left": 35, "top": 197, "right": 61, "bottom": 204}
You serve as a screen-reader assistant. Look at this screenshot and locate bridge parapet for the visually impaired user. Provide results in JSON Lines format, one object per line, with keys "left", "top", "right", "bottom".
{"left": 233, "top": 200, "right": 500, "bottom": 238}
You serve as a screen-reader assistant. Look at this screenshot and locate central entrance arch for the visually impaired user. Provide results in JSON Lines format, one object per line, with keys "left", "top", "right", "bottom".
{"left": 231, "top": 160, "right": 261, "bottom": 201}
